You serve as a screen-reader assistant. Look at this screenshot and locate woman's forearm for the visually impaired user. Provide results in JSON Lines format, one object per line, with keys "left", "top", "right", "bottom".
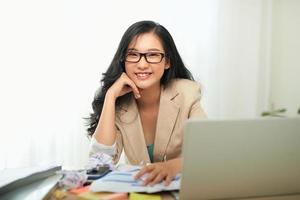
{"left": 93, "top": 91, "right": 117, "bottom": 145}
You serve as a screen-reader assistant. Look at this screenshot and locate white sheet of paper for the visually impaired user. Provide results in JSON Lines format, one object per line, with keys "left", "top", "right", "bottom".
{"left": 90, "top": 164, "right": 180, "bottom": 193}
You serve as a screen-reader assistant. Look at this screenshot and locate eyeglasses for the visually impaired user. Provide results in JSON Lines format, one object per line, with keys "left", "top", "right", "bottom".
{"left": 125, "top": 52, "right": 165, "bottom": 64}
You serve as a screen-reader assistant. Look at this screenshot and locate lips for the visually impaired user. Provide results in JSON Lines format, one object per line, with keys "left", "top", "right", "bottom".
{"left": 135, "top": 72, "right": 152, "bottom": 80}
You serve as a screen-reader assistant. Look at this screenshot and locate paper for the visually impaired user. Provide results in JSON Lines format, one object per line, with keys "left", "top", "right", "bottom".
{"left": 69, "top": 185, "right": 129, "bottom": 200}
{"left": 78, "top": 192, "right": 128, "bottom": 200}
{"left": 90, "top": 164, "right": 180, "bottom": 193}
{"left": 69, "top": 185, "right": 90, "bottom": 195}
{"left": 57, "top": 170, "right": 87, "bottom": 189}
{"left": 86, "top": 152, "right": 115, "bottom": 170}
{"left": 129, "top": 192, "right": 161, "bottom": 200}
{"left": 0, "top": 165, "right": 60, "bottom": 189}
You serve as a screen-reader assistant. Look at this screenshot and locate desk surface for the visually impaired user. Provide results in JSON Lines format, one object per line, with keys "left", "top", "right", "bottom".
{"left": 1, "top": 175, "right": 300, "bottom": 200}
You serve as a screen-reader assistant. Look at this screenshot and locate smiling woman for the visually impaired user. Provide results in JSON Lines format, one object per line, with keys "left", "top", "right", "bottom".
{"left": 86, "top": 20, "right": 207, "bottom": 186}
{"left": 124, "top": 32, "right": 169, "bottom": 91}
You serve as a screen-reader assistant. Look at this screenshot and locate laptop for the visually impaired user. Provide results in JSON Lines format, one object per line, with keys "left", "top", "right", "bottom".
{"left": 180, "top": 117, "right": 300, "bottom": 200}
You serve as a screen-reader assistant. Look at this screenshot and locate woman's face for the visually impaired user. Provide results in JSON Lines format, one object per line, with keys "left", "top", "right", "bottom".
{"left": 124, "top": 32, "right": 169, "bottom": 90}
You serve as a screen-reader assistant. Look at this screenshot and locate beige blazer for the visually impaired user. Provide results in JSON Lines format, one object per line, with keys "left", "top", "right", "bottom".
{"left": 113, "top": 79, "right": 206, "bottom": 165}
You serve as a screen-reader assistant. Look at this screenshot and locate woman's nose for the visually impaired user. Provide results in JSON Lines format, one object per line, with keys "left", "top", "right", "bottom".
{"left": 137, "top": 56, "right": 149, "bottom": 69}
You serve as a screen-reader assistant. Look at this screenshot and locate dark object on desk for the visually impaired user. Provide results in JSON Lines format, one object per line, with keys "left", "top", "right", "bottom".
{"left": 86, "top": 164, "right": 110, "bottom": 174}
{"left": 87, "top": 165, "right": 111, "bottom": 180}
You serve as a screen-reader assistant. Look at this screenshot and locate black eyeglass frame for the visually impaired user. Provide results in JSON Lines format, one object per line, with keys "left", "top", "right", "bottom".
{"left": 124, "top": 52, "right": 165, "bottom": 64}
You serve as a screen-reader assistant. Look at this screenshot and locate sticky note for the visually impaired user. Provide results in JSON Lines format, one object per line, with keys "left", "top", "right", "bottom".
{"left": 69, "top": 186, "right": 90, "bottom": 195}
{"left": 78, "top": 192, "right": 128, "bottom": 200}
{"left": 129, "top": 192, "right": 161, "bottom": 200}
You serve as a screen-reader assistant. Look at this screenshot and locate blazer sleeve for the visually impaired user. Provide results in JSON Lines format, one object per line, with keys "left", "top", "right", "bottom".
{"left": 188, "top": 84, "right": 207, "bottom": 119}
{"left": 89, "top": 125, "right": 124, "bottom": 165}
{"left": 89, "top": 136, "right": 116, "bottom": 156}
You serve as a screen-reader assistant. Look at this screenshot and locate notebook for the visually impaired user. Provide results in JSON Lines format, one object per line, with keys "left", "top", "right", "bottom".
{"left": 0, "top": 165, "right": 61, "bottom": 194}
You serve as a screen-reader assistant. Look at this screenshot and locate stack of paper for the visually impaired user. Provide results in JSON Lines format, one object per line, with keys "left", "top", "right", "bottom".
{"left": 0, "top": 165, "right": 61, "bottom": 194}
{"left": 90, "top": 165, "right": 180, "bottom": 193}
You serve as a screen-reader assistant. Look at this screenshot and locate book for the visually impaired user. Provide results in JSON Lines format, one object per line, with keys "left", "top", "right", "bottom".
{"left": 0, "top": 165, "right": 61, "bottom": 194}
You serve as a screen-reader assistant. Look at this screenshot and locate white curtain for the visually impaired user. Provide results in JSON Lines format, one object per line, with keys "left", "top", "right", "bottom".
{"left": 0, "top": 0, "right": 272, "bottom": 169}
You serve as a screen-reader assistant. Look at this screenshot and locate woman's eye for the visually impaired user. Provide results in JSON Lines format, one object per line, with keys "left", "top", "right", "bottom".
{"left": 147, "top": 53, "right": 160, "bottom": 57}
{"left": 127, "top": 53, "right": 139, "bottom": 57}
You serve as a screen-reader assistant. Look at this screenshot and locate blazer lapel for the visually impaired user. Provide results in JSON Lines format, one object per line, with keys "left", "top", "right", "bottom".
{"left": 153, "top": 85, "right": 180, "bottom": 162}
{"left": 117, "top": 95, "right": 150, "bottom": 164}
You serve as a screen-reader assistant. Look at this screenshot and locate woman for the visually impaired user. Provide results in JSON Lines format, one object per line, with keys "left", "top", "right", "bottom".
{"left": 87, "top": 20, "right": 206, "bottom": 186}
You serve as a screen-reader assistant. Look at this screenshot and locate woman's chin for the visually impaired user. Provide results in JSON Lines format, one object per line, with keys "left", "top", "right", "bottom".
{"left": 132, "top": 77, "right": 161, "bottom": 91}
{"left": 134, "top": 80, "right": 153, "bottom": 90}
{"left": 135, "top": 83, "right": 149, "bottom": 90}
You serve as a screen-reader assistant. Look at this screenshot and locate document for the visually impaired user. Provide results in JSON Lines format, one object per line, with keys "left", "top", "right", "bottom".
{"left": 90, "top": 164, "right": 180, "bottom": 193}
{"left": 0, "top": 165, "right": 61, "bottom": 194}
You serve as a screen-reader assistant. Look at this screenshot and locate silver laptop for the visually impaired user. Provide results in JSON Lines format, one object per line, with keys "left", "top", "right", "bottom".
{"left": 180, "top": 117, "right": 300, "bottom": 200}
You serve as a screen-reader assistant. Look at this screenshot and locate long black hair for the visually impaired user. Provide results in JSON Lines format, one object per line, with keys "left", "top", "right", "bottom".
{"left": 86, "top": 20, "right": 194, "bottom": 137}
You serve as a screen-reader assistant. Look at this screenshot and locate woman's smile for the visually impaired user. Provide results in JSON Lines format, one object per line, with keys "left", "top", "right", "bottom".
{"left": 135, "top": 72, "right": 152, "bottom": 80}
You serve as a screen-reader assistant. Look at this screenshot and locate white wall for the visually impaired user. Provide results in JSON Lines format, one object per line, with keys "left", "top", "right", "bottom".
{"left": 270, "top": 0, "right": 300, "bottom": 116}
{"left": 213, "top": 0, "right": 266, "bottom": 118}
{"left": 0, "top": 0, "right": 299, "bottom": 169}
{"left": 0, "top": 0, "right": 220, "bottom": 169}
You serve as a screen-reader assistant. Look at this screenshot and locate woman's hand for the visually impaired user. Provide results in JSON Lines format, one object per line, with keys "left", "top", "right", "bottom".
{"left": 107, "top": 72, "right": 140, "bottom": 99}
{"left": 134, "top": 158, "right": 182, "bottom": 186}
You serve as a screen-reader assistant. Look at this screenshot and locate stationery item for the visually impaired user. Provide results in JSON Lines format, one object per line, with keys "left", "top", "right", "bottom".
{"left": 0, "top": 165, "right": 61, "bottom": 194}
{"left": 69, "top": 185, "right": 90, "bottom": 195}
{"left": 69, "top": 181, "right": 128, "bottom": 200}
{"left": 129, "top": 192, "right": 161, "bottom": 200}
{"left": 86, "top": 152, "right": 116, "bottom": 171}
{"left": 78, "top": 191, "right": 128, "bottom": 200}
{"left": 57, "top": 170, "right": 87, "bottom": 190}
{"left": 87, "top": 165, "right": 112, "bottom": 180}
{"left": 90, "top": 164, "right": 180, "bottom": 193}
